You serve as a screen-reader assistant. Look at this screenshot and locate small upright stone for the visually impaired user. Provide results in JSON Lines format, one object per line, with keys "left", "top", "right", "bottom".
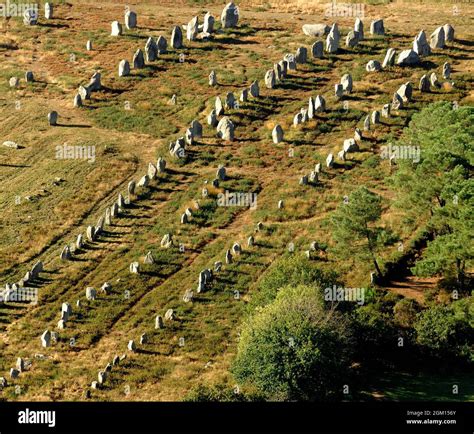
{"left": 265, "top": 69, "right": 276, "bottom": 89}
{"left": 209, "top": 70, "right": 217, "bottom": 86}
{"left": 48, "top": 111, "right": 58, "bottom": 126}
{"left": 370, "top": 19, "right": 384, "bottom": 35}
{"left": 312, "top": 41, "right": 323, "bottom": 58}
{"left": 366, "top": 60, "right": 381, "bottom": 72}
{"left": 45, "top": 3, "right": 53, "bottom": 19}
{"left": 272, "top": 125, "right": 283, "bottom": 144}
{"left": 111, "top": 21, "right": 122, "bottom": 36}
{"left": 382, "top": 48, "right": 396, "bottom": 68}
{"left": 419, "top": 74, "right": 430, "bottom": 92}
{"left": 125, "top": 10, "right": 137, "bottom": 30}
{"left": 171, "top": 26, "right": 183, "bottom": 49}
{"left": 430, "top": 26, "right": 445, "bottom": 49}
{"left": 118, "top": 60, "right": 130, "bottom": 77}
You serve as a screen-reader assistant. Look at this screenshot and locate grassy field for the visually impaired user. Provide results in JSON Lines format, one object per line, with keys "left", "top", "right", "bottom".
{"left": 0, "top": 0, "right": 472, "bottom": 401}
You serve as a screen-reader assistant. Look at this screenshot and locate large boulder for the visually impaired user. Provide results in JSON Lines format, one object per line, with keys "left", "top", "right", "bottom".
{"left": 302, "top": 24, "right": 329, "bottom": 37}
{"left": 396, "top": 49, "right": 420, "bottom": 66}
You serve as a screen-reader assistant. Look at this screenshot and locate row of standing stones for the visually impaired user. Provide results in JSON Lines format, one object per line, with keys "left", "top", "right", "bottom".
{"left": 2, "top": 3, "right": 459, "bottom": 392}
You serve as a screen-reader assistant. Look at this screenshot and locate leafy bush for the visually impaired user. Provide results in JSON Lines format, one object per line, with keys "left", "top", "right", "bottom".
{"left": 248, "top": 255, "right": 339, "bottom": 310}
{"left": 233, "top": 285, "right": 354, "bottom": 401}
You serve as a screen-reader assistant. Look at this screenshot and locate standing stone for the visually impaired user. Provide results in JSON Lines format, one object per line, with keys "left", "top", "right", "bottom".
{"left": 247, "top": 236, "right": 255, "bottom": 246}
{"left": 127, "top": 340, "right": 136, "bottom": 352}
{"left": 156, "top": 36, "right": 167, "bottom": 54}
{"left": 155, "top": 315, "right": 164, "bottom": 329}
{"left": 232, "top": 243, "right": 242, "bottom": 254}
{"left": 9, "top": 77, "right": 19, "bottom": 88}
{"left": 314, "top": 95, "right": 326, "bottom": 112}
{"left": 278, "top": 60, "right": 287, "bottom": 78}
{"left": 45, "top": 3, "right": 53, "bottom": 19}
{"left": 41, "top": 330, "right": 51, "bottom": 348}
{"left": 89, "top": 72, "right": 101, "bottom": 91}
{"left": 187, "top": 16, "right": 199, "bottom": 41}
{"left": 308, "top": 97, "right": 314, "bottom": 119}
{"left": 443, "top": 24, "right": 454, "bottom": 43}
{"left": 334, "top": 84, "right": 343, "bottom": 99}
{"left": 366, "top": 60, "right": 381, "bottom": 72}
{"left": 396, "top": 49, "right": 420, "bottom": 66}
{"left": 48, "top": 111, "right": 58, "bottom": 126}
{"left": 397, "top": 82, "right": 413, "bottom": 102}
{"left": 311, "top": 41, "right": 323, "bottom": 58}
{"left": 130, "top": 262, "right": 140, "bottom": 274}
{"left": 293, "top": 112, "right": 303, "bottom": 126}
{"left": 23, "top": 8, "right": 38, "bottom": 25}
{"left": 76, "top": 234, "right": 83, "bottom": 249}
{"left": 140, "top": 334, "right": 148, "bottom": 345}
{"left": 326, "top": 154, "right": 334, "bottom": 169}
{"left": 343, "top": 138, "right": 359, "bottom": 153}
{"left": 273, "top": 63, "right": 282, "bottom": 82}
{"left": 215, "top": 96, "right": 224, "bottom": 116}
{"left": 217, "top": 117, "right": 235, "bottom": 141}
{"left": 101, "top": 282, "right": 112, "bottom": 295}
{"left": 133, "top": 49, "right": 145, "bottom": 69}
{"left": 164, "top": 309, "right": 175, "bottom": 321}
{"left": 128, "top": 181, "right": 136, "bottom": 196}
{"left": 73, "top": 94, "right": 82, "bottom": 108}
{"left": 203, "top": 12, "right": 215, "bottom": 34}
{"left": 208, "top": 109, "right": 218, "bottom": 127}
{"left": 144, "top": 251, "right": 154, "bottom": 265}
{"left": 341, "top": 74, "right": 352, "bottom": 93}
{"left": 442, "top": 62, "right": 451, "bottom": 79}
{"left": 225, "top": 250, "right": 233, "bottom": 264}
{"left": 78, "top": 85, "right": 90, "bottom": 100}
{"left": 371, "top": 110, "right": 380, "bottom": 125}
{"left": 363, "top": 115, "right": 371, "bottom": 131}
{"left": 284, "top": 53, "right": 297, "bottom": 71}
{"left": 381, "top": 104, "right": 391, "bottom": 118}
{"left": 10, "top": 368, "right": 19, "bottom": 379}
{"left": 249, "top": 81, "right": 259, "bottom": 98}
{"left": 16, "top": 357, "right": 25, "bottom": 373}
{"left": 345, "top": 31, "right": 359, "bottom": 48}
{"left": 111, "top": 21, "right": 122, "bottom": 36}
{"left": 354, "top": 17, "right": 364, "bottom": 40}
{"left": 413, "top": 30, "right": 431, "bottom": 56}
{"left": 382, "top": 48, "right": 396, "bottom": 68}
{"left": 117, "top": 193, "right": 125, "bottom": 209}
{"left": 181, "top": 213, "right": 188, "bottom": 224}
{"left": 225, "top": 92, "right": 236, "bottom": 109}
{"left": 272, "top": 125, "right": 284, "bottom": 144}
{"left": 125, "top": 10, "right": 137, "bottom": 30}
{"left": 86, "top": 40, "right": 92, "bottom": 51}
{"left": 265, "top": 70, "right": 276, "bottom": 89}
{"left": 370, "top": 19, "right": 384, "bottom": 35}
{"left": 171, "top": 26, "right": 183, "bottom": 49}
{"left": 157, "top": 158, "right": 166, "bottom": 173}
{"left": 60, "top": 246, "right": 72, "bottom": 261}
{"left": 148, "top": 163, "right": 157, "bottom": 179}
{"left": 209, "top": 70, "right": 217, "bottom": 86}
{"left": 25, "top": 71, "right": 34, "bottom": 82}
{"left": 392, "top": 92, "right": 404, "bottom": 110}
{"left": 190, "top": 120, "right": 203, "bottom": 138}
{"left": 185, "top": 129, "right": 194, "bottom": 146}
{"left": 315, "top": 163, "right": 322, "bottom": 174}
{"left": 118, "top": 60, "right": 130, "bottom": 77}
{"left": 221, "top": 2, "right": 239, "bottom": 29}
{"left": 295, "top": 47, "right": 308, "bottom": 64}
{"left": 326, "top": 33, "right": 338, "bottom": 54}
{"left": 216, "top": 165, "right": 227, "bottom": 181}
{"left": 86, "top": 287, "right": 97, "bottom": 300}
{"left": 430, "top": 26, "right": 445, "bottom": 49}
{"left": 430, "top": 72, "right": 440, "bottom": 88}
{"left": 145, "top": 37, "right": 157, "bottom": 62}
{"left": 278, "top": 200, "right": 284, "bottom": 209}
{"left": 338, "top": 150, "right": 346, "bottom": 162}
{"left": 240, "top": 89, "right": 248, "bottom": 102}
